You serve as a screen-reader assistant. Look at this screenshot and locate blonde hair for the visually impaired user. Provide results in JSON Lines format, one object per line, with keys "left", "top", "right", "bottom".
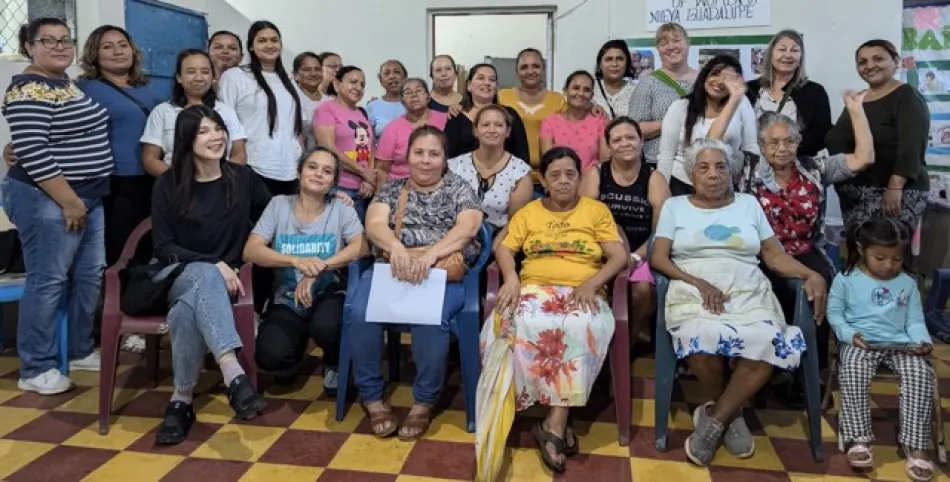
{"left": 655, "top": 22, "right": 689, "bottom": 46}
{"left": 760, "top": 29, "right": 807, "bottom": 90}
{"left": 77, "top": 25, "right": 149, "bottom": 87}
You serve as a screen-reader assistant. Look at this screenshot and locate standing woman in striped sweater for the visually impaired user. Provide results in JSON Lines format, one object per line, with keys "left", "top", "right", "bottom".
{"left": 1, "top": 18, "right": 114, "bottom": 394}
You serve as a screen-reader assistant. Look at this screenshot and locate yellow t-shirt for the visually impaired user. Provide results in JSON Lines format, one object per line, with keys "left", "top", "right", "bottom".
{"left": 502, "top": 197, "right": 620, "bottom": 287}
{"left": 497, "top": 88, "right": 565, "bottom": 175}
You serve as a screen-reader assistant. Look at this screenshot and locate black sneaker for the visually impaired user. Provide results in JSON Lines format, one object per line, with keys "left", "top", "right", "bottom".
{"left": 226, "top": 374, "right": 266, "bottom": 420}
{"left": 156, "top": 401, "right": 195, "bottom": 446}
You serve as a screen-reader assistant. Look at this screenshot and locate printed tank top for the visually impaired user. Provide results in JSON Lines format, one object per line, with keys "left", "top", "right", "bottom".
{"left": 598, "top": 161, "right": 653, "bottom": 250}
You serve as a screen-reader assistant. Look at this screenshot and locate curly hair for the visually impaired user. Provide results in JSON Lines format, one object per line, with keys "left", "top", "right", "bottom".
{"left": 77, "top": 25, "right": 149, "bottom": 87}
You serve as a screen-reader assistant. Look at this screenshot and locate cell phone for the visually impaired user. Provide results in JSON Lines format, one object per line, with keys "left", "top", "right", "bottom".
{"left": 863, "top": 340, "right": 922, "bottom": 351}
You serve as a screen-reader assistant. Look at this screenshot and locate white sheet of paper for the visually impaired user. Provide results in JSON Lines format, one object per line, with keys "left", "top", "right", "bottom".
{"left": 364, "top": 263, "right": 447, "bottom": 325}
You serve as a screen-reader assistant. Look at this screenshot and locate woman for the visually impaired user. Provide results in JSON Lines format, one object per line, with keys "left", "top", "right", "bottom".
{"left": 141, "top": 49, "right": 248, "bottom": 176}
{"left": 375, "top": 78, "right": 448, "bottom": 187}
{"left": 292, "top": 51, "right": 324, "bottom": 151}
{"left": 746, "top": 29, "right": 832, "bottom": 157}
{"left": 428, "top": 54, "right": 462, "bottom": 113}
{"left": 628, "top": 22, "right": 697, "bottom": 166}
{"left": 650, "top": 138, "right": 827, "bottom": 466}
{"left": 580, "top": 117, "right": 670, "bottom": 345}
{"left": 826, "top": 39, "right": 931, "bottom": 233}
{"left": 540, "top": 70, "right": 608, "bottom": 172}
{"left": 77, "top": 25, "right": 162, "bottom": 267}
{"left": 150, "top": 105, "right": 271, "bottom": 445}
{"left": 444, "top": 63, "right": 529, "bottom": 161}
{"left": 348, "top": 126, "right": 482, "bottom": 440}
{"left": 244, "top": 147, "right": 366, "bottom": 395}
{"left": 318, "top": 52, "right": 342, "bottom": 96}
{"left": 449, "top": 105, "right": 533, "bottom": 232}
{"left": 208, "top": 30, "right": 242, "bottom": 82}
{"left": 498, "top": 48, "right": 565, "bottom": 174}
{"left": 736, "top": 92, "right": 875, "bottom": 406}
{"left": 218, "top": 21, "right": 303, "bottom": 196}
{"left": 477, "top": 147, "right": 627, "bottom": 477}
{"left": 314, "top": 66, "right": 375, "bottom": 221}
{"left": 366, "top": 59, "right": 408, "bottom": 140}
{"left": 658, "top": 55, "right": 758, "bottom": 196}
{"left": 2, "top": 18, "right": 112, "bottom": 394}
{"left": 593, "top": 39, "right": 638, "bottom": 119}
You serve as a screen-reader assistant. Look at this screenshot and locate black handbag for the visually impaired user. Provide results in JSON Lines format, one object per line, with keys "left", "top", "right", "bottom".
{"left": 118, "top": 261, "right": 189, "bottom": 317}
{"left": 0, "top": 229, "right": 24, "bottom": 274}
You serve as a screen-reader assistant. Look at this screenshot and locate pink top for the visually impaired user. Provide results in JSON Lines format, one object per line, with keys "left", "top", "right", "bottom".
{"left": 540, "top": 113, "right": 606, "bottom": 171}
{"left": 375, "top": 111, "right": 448, "bottom": 180}
{"left": 313, "top": 100, "right": 375, "bottom": 190}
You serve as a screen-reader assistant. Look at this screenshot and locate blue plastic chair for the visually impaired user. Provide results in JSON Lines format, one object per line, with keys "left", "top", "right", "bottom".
{"left": 336, "top": 223, "right": 493, "bottom": 432}
{"left": 652, "top": 272, "right": 826, "bottom": 462}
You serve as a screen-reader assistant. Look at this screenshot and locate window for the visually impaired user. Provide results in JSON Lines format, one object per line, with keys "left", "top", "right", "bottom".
{"left": 0, "top": 0, "right": 77, "bottom": 58}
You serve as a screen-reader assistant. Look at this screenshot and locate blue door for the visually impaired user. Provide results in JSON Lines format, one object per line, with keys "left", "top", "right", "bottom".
{"left": 125, "top": 0, "right": 208, "bottom": 101}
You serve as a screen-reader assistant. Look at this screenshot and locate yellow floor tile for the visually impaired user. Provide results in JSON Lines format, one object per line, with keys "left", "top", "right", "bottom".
{"left": 83, "top": 451, "right": 184, "bottom": 481}
{"left": 190, "top": 424, "right": 286, "bottom": 462}
{"left": 497, "top": 448, "right": 555, "bottom": 482}
{"left": 0, "top": 439, "right": 55, "bottom": 479}
{"left": 263, "top": 376, "right": 326, "bottom": 401}
{"left": 869, "top": 380, "right": 900, "bottom": 396}
{"left": 0, "top": 406, "right": 44, "bottom": 437}
{"left": 0, "top": 356, "right": 20, "bottom": 377}
{"left": 56, "top": 388, "right": 141, "bottom": 414}
{"left": 632, "top": 358, "right": 656, "bottom": 378}
{"left": 757, "top": 409, "right": 837, "bottom": 442}
{"left": 424, "top": 410, "right": 475, "bottom": 443}
{"left": 289, "top": 401, "right": 364, "bottom": 432}
{"left": 788, "top": 474, "right": 866, "bottom": 481}
{"left": 63, "top": 416, "right": 160, "bottom": 450}
{"left": 70, "top": 365, "right": 131, "bottom": 387}
{"left": 630, "top": 457, "right": 711, "bottom": 481}
{"left": 0, "top": 378, "right": 23, "bottom": 404}
{"left": 577, "top": 421, "right": 629, "bottom": 457}
{"left": 934, "top": 360, "right": 950, "bottom": 377}
{"left": 631, "top": 399, "right": 693, "bottom": 429}
{"left": 710, "top": 436, "right": 785, "bottom": 471}
{"left": 239, "top": 463, "right": 323, "bottom": 481}
{"left": 389, "top": 385, "right": 415, "bottom": 408}
{"left": 328, "top": 433, "right": 415, "bottom": 474}
{"left": 396, "top": 476, "right": 468, "bottom": 482}
{"left": 193, "top": 393, "right": 237, "bottom": 424}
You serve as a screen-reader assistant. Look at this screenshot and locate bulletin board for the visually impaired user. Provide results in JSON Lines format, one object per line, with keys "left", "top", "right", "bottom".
{"left": 902, "top": 4, "right": 950, "bottom": 171}
{"left": 624, "top": 34, "right": 774, "bottom": 81}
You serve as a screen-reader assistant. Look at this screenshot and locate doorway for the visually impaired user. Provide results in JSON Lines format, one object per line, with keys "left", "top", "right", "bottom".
{"left": 428, "top": 8, "right": 555, "bottom": 91}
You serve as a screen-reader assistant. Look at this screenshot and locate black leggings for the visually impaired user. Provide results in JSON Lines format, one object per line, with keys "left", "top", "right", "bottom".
{"left": 255, "top": 296, "right": 344, "bottom": 375}
{"left": 252, "top": 174, "right": 298, "bottom": 312}
{"left": 760, "top": 249, "right": 835, "bottom": 370}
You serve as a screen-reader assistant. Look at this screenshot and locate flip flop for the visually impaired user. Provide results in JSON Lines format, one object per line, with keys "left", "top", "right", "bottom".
{"left": 906, "top": 455, "right": 935, "bottom": 482}
{"left": 533, "top": 421, "right": 566, "bottom": 473}
{"left": 363, "top": 403, "right": 398, "bottom": 438}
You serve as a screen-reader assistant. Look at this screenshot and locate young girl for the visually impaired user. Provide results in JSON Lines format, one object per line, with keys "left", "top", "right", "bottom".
{"left": 827, "top": 218, "right": 935, "bottom": 481}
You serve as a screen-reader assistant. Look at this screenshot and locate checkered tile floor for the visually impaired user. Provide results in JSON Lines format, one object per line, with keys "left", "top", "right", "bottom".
{"left": 3, "top": 343, "right": 950, "bottom": 482}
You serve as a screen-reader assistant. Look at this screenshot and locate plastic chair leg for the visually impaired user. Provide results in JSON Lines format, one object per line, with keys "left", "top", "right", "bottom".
{"left": 335, "top": 321, "right": 352, "bottom": 422}
{"left": 387, "top": 329, "right": 401, "bottom": 383}
{"left": 455, "top": 311, "right": 481, "bottom": 433}
{"left": 98, "top": 314, "right": 121, "bottom": 435}
{"left": 793, "top": 280, "right": 826, "bottom": 463}
{"left": 653, "top": 276, "right": 675, "bottom": 452}
{"left": 233, "top": 305, "right": 258, "bottom": 390}
{"left": 610, "top": 324, "right": 631, "bottom": 446}
{"left": 145, "top": 335, "right": 161, "bottom": 388}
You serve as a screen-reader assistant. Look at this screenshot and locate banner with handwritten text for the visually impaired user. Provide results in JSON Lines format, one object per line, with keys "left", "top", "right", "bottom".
{"left": 903, "top": 5, "right": 950, "bottom": 169}
{"left": 646, "top": 0, "right": 771, "bottom": 32}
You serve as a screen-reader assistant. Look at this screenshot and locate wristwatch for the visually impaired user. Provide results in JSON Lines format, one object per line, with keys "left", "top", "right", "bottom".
{"left": 630, "top": 253, "right": 643, "bottom": 266}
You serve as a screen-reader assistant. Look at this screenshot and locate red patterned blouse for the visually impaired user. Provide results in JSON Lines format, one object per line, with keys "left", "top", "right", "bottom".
{"left": 754, "top": 167, "right": 821, "bottom": 256}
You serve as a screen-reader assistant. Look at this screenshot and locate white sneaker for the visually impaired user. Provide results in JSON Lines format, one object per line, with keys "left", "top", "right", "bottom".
{"left": 69, "top": 351, "right": 101, "bottom": 372}
{"left": 18, "top": 368, "right": 74, "bottom": 395}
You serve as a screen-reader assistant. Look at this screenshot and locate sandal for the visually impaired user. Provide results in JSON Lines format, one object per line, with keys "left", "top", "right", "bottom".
{"left": 846, "top": 443, "right": 874, "bottom": 470}
{"left": 364, "top": 402, "right": 398, "bottom": 438}
{"left": 563, "top": 421, "right": 579, "bottom": 457}
{"left": 532, "top": 421, "right": 567, "bottom": 473}
{"left": 906, "top": 455, "right": 935, "bottom": 482}
{"left": 398, "top": 406, "right": 432, "bottom": 442}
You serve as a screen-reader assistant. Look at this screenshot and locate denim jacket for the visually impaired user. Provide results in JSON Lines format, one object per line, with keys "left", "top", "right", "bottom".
{"left": 736, "top": 152, "right": 854, "bottom": 257}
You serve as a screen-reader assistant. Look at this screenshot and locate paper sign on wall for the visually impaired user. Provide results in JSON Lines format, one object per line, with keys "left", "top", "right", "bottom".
{"left": 646, "top": 0, "right": 771, "bottom": 32}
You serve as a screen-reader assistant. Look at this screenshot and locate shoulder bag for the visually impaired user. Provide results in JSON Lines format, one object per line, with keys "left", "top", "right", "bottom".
{"left": 651, "top": 70, "right": 689, "bottom": 98}
{"left": 119, "top": 261, "right": 190, "bottom": 317}
{"left": 98, "top": 78, "right": 152, "bottom": 116}
{"left": 382, "top": 182, "right": 467, "bottom": 282}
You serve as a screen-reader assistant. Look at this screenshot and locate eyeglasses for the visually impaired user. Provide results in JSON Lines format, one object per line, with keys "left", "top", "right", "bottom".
{"left": 764, "top": 139, "right": 799, "bottom": 150}
{"left": 402, "top": 89, "right": 426, "bottom": 98}
{"left": 33, "top": 37, "right": 75, "bottom": 49}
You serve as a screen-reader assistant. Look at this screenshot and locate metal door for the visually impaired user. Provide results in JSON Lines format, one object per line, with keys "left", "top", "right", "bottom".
{"left": 125, "top": 0, "right": 208, "bottom": 100}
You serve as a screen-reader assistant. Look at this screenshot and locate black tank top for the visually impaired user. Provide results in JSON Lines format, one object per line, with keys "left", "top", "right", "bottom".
{"left": 598, "top": 161, "right": 653, "bottom": 250}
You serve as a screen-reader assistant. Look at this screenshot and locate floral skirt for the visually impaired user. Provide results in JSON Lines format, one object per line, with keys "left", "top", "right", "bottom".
{"left": 667, "top": 259, "right": 805, "bottom": 370}
{"left": 479, "top": 284, "right": 614, "bottom": 410}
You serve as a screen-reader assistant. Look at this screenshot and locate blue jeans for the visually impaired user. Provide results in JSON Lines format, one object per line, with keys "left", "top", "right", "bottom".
{"left": 1, "top": 177, "right": 103, "bottom": 378}
{"left": 347, "top": 267, "right": 465, "bottom": 404}
{"left": 155, "top": 262, "right": 242, "bottom": 390}
{"left": 336, "top": 187, "right": 367, "bottom": 224}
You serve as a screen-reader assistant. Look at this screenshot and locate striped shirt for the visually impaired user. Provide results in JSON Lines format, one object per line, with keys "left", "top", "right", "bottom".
{"left": 3, "top": 74, "right": 113, "bottom": 198}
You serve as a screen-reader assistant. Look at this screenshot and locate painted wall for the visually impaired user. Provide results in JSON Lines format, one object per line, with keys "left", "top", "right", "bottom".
{"left": 433, "top": 13, "right": 549, "bottom": 76}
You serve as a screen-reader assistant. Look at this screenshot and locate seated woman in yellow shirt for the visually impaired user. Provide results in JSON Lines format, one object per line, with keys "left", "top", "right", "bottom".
{"left": 476, "top": 147, "right": 627, "bottom": 477}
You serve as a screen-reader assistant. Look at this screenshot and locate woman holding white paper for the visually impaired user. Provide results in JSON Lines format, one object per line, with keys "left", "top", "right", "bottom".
{"left": 347, "top": 125, "right": 483, "bottom": 441}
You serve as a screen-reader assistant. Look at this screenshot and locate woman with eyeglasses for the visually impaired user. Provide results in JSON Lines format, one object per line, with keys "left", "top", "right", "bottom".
{"left": 375, "top": 78, "right": 447, "bottom": 187}
{"left": 318, "top": 52, "right": 342, "bottom": 96}
{"left": 2, "top": 18, "right": 113, "bottom": 394}
{"left": 448, "top": 104, "right": 533, "bottom": 233}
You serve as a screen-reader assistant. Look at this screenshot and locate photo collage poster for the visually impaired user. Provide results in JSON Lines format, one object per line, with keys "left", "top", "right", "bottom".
{"left": 903, "top": 4, "right": 950, "bottom": 173}
{"left": 624, "top": 34, "right": 773, "bottom": 82}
